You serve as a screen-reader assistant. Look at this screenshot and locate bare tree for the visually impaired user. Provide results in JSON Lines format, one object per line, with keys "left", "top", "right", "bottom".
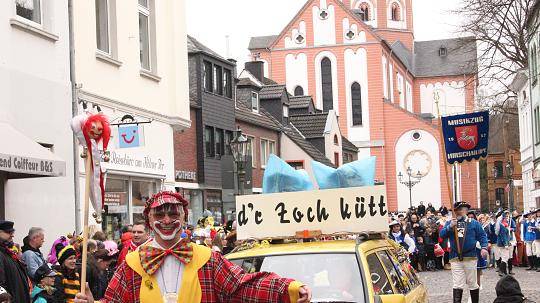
{"left": 453, "top": 0, "right": 535, "bottom": 115}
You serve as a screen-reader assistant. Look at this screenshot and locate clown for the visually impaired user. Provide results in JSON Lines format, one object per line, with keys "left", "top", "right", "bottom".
{"left": 75, "top": 191, "right": 311, "bottom": 303}
{"left": 70, "top": 113, "right": 111, "bottom": 222}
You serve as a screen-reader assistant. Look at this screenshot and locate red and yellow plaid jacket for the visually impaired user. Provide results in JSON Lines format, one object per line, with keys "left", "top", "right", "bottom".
{"left": 102, "top": 251, "right": 297, "bottom": 303}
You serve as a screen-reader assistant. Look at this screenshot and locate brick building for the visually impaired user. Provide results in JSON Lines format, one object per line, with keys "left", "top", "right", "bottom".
{"left": 248, "top": 0, "right": 480, "bottom": 211}
{"left": 486, "top": 114, "right": 523, "bottom": 212}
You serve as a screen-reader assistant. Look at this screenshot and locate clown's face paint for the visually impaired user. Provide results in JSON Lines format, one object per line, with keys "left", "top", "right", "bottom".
{"left": 149, "top": 204, "right": 185, "bottom": 241}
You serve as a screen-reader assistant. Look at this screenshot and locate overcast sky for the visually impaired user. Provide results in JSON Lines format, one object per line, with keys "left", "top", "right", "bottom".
{"left": 186, "top": 0, "right": 463, "bottom": 68}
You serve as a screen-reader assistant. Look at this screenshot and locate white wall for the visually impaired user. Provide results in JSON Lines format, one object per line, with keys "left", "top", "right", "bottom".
{"left": 0, "top": 0, "right": 75, "bottom": 249}
{"left": 342, "top": 18, "right": 366, "bottom": 44}
{"left": 312, "top": 0, "right": 336, "bottom": 46}
{"left": 420, "top": 81, "right": 466, "bottom": 117}
{"left": 280, "top": 134, "right": 318, "bottom": 186}
{"left": 72, "top": 0, "right": 190, "bottom": 125}
{"left": 286, "top": 53, "right": 309, "bottom": 95}
{"left": 344, "top": 48, "right": 370, "bottom": 143}
{"left": 395, "top": 130, "right": 442, "bottom": 211}
{"left": 323, "top": 112, "right": 342, "bottom": 165}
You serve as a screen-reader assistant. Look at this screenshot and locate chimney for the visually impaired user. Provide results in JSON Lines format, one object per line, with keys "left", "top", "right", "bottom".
{"left": 245, "top": 61, "right": 265, "bottom": 82}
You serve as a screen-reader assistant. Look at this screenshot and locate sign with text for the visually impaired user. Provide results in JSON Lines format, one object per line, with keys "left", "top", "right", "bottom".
{"left": 0, "top": 153, "right": 65, "bottom": 177}
{"left": 441, "top": 111, "right": 489, "bottom": 164}
{"left": 236, "top": 185, "right": 388, "bottom": 240}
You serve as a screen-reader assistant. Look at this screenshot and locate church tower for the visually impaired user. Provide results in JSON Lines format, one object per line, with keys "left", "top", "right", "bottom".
{"left": 347, "top": 0, "right": 414, "bottom": 50}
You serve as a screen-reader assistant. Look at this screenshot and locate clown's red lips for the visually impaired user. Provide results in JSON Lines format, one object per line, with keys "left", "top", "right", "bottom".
{"left": 155, "top": 221, "right": 181, "bottom": 236}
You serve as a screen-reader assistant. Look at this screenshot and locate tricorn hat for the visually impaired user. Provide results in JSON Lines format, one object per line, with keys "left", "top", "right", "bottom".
{"left": 453, "top": 201, "right": 471, "bottom": 210}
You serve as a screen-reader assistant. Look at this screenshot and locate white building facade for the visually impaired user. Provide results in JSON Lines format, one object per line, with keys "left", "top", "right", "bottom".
{"left": 72, "top": 0, "right": 190, "bottom": 239}
{"left": 0, "top": 0, "right": 74, "bottom": 247}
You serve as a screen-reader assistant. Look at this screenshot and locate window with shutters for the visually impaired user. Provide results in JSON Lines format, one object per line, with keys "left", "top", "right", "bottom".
{"left": 321, "top": 57, "right": 334, "bottom": 111}
{"left": 351, "top": 82, "right": 362, "bottom": 125}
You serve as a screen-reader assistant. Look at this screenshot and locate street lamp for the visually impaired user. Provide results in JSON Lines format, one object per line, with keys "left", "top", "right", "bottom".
{"left": 230, "top": 128, "right": 249, "bottom": 196}
{"left": 506, "top": 161, "right": 514, "bottom": 211}
{"left": 491, "top": 166, "right": 498, "bottom": 212}
{"left": 398, "top": 166, "right": 424, "bottom": 209}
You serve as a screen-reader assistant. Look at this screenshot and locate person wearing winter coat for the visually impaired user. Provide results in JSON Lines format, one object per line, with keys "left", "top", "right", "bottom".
{"left": 22, "top": 227, "right": 46, "bottom": 280}
{"left": 493, "top": 275, "right": 535, "bottom": 303}
{"left": 388, "top": 220, "right": 416, "bottom": 255}
{"left": 31, "top": 263, "right": 61, "bottom": 303}
{"left": 53, "top": 244, "right": 80, "bottom": 303}
{"left": 0, "top": 220, "right": 30, "bottom": 303}
{"left": 495, "top": 210, "right": 515, "bottom": 276}
{"left": 87, "top": 249, "right": 116, "bottom": 300}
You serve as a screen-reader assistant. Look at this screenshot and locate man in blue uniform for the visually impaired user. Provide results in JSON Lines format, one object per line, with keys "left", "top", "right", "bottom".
{"left": 522, "top": 210, "right": 537, "bottom": 270}
{"left": 440, "top": 201, "right": 488, "bottom": 303}
{"left": 535, "top": 208, "right": 540, "bottom": 272}
{"left": 495, "top": 209, "right": 514, "bottom": 276}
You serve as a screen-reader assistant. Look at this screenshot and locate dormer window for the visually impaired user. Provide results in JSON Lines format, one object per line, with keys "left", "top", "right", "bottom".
{"left": 391, "top": 2, "right": 400, "bottom": 21}
{"left": 251, "top": 92, "right": 259, "bottom": 113}
{"left": 439, "top": 46, "right": 448, "bottom": 57}
{"left": 358, "top": 3, "right": 370, "bottom": 21}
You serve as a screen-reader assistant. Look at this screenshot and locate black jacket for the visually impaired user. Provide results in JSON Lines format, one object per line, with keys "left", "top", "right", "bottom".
{"left": 0, "top": 245, "right": 30, "bottom": 302}
{"left": 493, "top": 275, "right": 534, "bottom": 303}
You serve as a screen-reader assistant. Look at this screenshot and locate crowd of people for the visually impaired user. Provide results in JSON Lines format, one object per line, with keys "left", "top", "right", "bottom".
{"left": 1, "top": 197, "right": 539, "bottom": 302}
{"left": 387, "top": 201, "right": 540, "bottom": 303}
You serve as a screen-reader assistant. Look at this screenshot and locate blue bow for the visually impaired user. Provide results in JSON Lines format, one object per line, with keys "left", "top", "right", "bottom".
{"left": 262, "top": 155, "right": 314, "bottom": 193}
{"left": 312, "top": 156, "right": 376, "bottom": 189}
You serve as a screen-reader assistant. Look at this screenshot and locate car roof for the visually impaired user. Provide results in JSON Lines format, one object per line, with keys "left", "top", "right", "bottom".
{"left": 226, "top": 239, "right": 393, "bottom": 259}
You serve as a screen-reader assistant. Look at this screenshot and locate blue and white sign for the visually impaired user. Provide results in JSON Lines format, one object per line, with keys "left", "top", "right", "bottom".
{"left": 118, "top": 125, "right": 142, "bottom": 148}
{"left": 441, "top": 111, "right": 489, "bottom": 164}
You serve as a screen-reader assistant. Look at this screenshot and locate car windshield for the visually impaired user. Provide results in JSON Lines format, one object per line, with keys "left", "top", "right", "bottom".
{"left": 230, "top": 253, "right": 365, "bottom": 303}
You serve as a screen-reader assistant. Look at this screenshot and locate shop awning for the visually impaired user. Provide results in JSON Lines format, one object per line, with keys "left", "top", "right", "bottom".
{"left": 0, "top": 122, "right": 66, "bottom": 179}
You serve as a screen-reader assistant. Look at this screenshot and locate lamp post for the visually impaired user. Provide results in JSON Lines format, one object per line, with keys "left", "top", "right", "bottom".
{"left": 398, "top": 166, "right": 424, "bottom": 209}
{"left": 506, "top": 161, "right": 514, "bottom": 211}
{"left": 491, "top": 166, "right": 498, "bottom": 212}
{"left": 230, "top": 128, "right": 249, "bottom": 196}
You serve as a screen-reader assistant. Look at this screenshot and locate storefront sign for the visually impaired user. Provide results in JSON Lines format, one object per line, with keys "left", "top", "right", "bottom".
{"left": 0, "top": 153, "right": 65, "bottom": 177}
{"left": 176, "top": 170, "right": 197, "bottom": 181}
{"left": 236, "top": 185, "right": 388, "bottom": 240}
{"left": 118, "top": 125, "right": 142, "bottom": 148}
{"left": 108, "top": 151, "right": 165, "bottom": 171}
{"left": 441, "top": 111, "right": 489, "bottom": 164}
{"left": 104, "top": 192, "right": 127, "bottom": 206}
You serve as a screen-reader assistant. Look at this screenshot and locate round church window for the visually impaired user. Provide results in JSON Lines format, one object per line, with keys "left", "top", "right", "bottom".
{"left": 412, "top": 131, "right": 421, "bottom": 141}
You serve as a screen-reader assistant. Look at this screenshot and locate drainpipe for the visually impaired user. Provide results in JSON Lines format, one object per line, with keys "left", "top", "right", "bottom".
{"left": 68, "top": 0, "right": 82, "bottom": 234}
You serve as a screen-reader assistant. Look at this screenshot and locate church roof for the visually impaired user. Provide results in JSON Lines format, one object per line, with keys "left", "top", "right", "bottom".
{"left": 413, "top": 37, "right": 478, "bottom": 77}
{"left": 290, "top": 113, "right": 329, "bottom": 138}
{"left": 249, "top": 35, "right": 279, "bottom": 50}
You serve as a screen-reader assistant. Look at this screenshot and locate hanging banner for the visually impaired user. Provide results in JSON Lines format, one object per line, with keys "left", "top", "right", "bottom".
{"left": 235, "top": 185, "right": 388, "bottom": 240}
{"left": 441, "top": 111, "right": 489, "bottom": 164}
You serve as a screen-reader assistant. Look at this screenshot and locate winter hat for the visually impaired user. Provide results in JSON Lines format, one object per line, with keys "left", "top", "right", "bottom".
{"left": 494, "top": 275, "right": 525, "bottom": 303}
{"left": 56, "top": 244, "right": 77, "bottom": 265}
{"left": 453, "top": 201, "right": 471, "bottom": 210}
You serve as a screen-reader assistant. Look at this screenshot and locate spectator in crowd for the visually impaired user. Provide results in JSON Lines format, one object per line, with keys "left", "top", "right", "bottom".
{"left": 211, "top": 232, "right": 224, "bottom": 253}
{"left": 408, "top": 213, "right": 425, "bottom": 239}
{"left": 0, "top": 286, "right": 11, "bottom": 303}
{"left": 53, "top": 244, "right": 80, "bottom": 303}
{"left": 0, "top": 220, "right": 30, "bottom": 302}
{"left": 417, "top": 201, "right": 426, "bottom": 218}
{"left": 416, "top": 236, "right": 427, "bottom": 271}
{"left": 48, "top": 236, "right": 69, "bottom": 265}
{"left": 426, "top": 203, "right": 436, "bottom": 214}
{"left": 117, "top": 221, "right": 149, "bottom": 265}
{"left": 31, "top": 263, "right": 59, "bottom": 303}
{"left": 388, "top": 220, "right": 416, "bottom": 255}
{"left": 87, "top": 249, "right": 116, "bottom": 300}
{"left": 91, "top": 231, "right": 107, "bottom": 242}
{"left": 22, "top": 227, "right": 46, "bottom": 279}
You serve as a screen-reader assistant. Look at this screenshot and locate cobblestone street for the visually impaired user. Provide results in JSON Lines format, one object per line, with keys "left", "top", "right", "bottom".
{"left": 420, "top": 267, "right": 540, "bottom": 302}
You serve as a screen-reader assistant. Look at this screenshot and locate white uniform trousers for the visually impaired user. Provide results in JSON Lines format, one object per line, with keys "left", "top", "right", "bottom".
{"left": 534, "top": 240, "right": 540, "bottom": 258}
{"left": 450, "top": 259, "right": 479, "bottom": 290}
{"left": 525, "top": 241, "right": 534, "bottom": 257}
{"left": 497, "top": 246, "right": 512, "bottom": 263}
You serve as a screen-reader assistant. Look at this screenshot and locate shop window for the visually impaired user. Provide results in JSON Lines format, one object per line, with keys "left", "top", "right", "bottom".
{"left": 178, "top": 189, "right": 203, "bottom": 226}
{"left": 321, "top": 57, "right": 334, "bottom": 111}
{"left": 223, "top": 69, "right": 233, "bottom": 98}
{"left": 213, "top": 65, "right": 223, "bottom": 95}
{"left": 205, "top": 126, "right": 215, "bottom": 157}
{"left": 366, "top": 253, "right": 393, "bottom": 295}
{"left": 132, "top": 180, "right": 155, "bottom": 223}
{"left": 16, "top": 0, "right": 41, "bottom": 24}
{"left": 215, "top": 128, "right": 224, "bottom": 158}
{"left": 203, "top": 61, "right": 213, "bottom": 92}
{"left": 103, "top": 179, "right": 129, "bottom": 240}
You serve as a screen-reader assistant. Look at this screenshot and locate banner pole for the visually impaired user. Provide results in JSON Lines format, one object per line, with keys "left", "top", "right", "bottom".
{"left": 80, "top": 152, "right": 91, "bottom": 290}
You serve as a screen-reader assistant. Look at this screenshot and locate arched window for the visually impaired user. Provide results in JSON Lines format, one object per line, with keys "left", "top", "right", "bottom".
{"left": 294, "top": 86, "right": 304, "bottom": 96}
{"left": 321, "top": 57, "right": 334, "bottom": 111}
{"left": 358, "top": 3, "right": 370, "bottom": 21}
{"left": 334, "top": 134, "right": 339, "bottom": 145}
{"left": 351, "top": 82, "right": 362, "bottom": 126}
{"left": 391, "top": 2, "right": 400, "bottom": 21}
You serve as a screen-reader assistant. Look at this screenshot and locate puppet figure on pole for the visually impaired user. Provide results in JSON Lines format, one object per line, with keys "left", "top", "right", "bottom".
{"left": 70, "top": 111, "right": 111, "bottom": 291}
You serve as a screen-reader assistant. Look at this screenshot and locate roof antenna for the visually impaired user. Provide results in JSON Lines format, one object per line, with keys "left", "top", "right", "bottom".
{"left": 225, "top": 35, "right": 231, "bottom": 59}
